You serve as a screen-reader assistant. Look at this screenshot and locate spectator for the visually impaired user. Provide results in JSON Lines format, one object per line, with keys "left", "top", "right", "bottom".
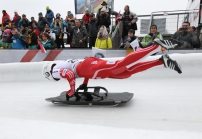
{"left": 38, "top": 12, "right": 49, "bottom": 33}
{"left": 66, "top": 20, "right": 75, "bottom": 47}
{"left": 71, "top": 19, "right": 88, "bottom": 48}
{"left": 0, "top": 29, "right": 13, "bottom": 49}
{"left": 19, "top": 24, "right": 27, "bottom": 36}
{"left": 96, "top": 1, "right": 111, "bottom": 19}
{"left": 18, "top": 14, "right": 30, "bottom": 30}
{"left": 88, "top": 13, "right": 98, "bottom": 48}
{"left": 6, "top": 28, "right": 28, "bottom": 49}
{"left": 11, "top": 23, "right": 16, "bottom": 29}
{"left": 3, "top": 17, "right": 12, "bottom": 28}
{"left": 95, "top": 25, "right": 112, "bottom": 49}
{"left": 190, "top": 26, "right": 201, "bottom": 48}
{"left": 45, "top": 6, "right": 54, "bottom": 24}
{"left": 44, "top": 24, "right": 56, "bottom": 41}
{"left": 51, "top": 17, "right": 65, "bottom": 48}
{"left": 66, "top": 13, "right": 76, "bottom": 23}
{"left": 141, "top": 25, "right": 163, "bottom": 48}
{"left": 55, "top": 13, "right": 68, "bottom": 27}
{"left": 2, "top": 10, "right": 10, "bottom": 30}
{"left": 37, "top": 32, "right": 57, "bottom": 50}
{"left": 30, "top": 17, "right": 38, "bottom": 26}
{"left": 32, "top": 22, "right": 40, "bottom": 39}
{"left": 27, "top": 26, "right": 38, "bottom": 49}
{"left": 67, "top": 11, "right": 71, "bottom": 18}
{"left": 119, "top": 5, "right": 138, "bottom": 40}
{"left": 65, "top": 11, "right": 71, "bottom": 22}
{"left": 84, "top": 0, "right": 94, "bottom": 13}
{"left": 96, "top": 6, "right": 111, "bottom": 33}
{"left": 120, "top": 29, "right": 142, "bottom": 52}
{"left": 82, "top": 8, "right": 90, "bottom": 30}
{"left": 171, "top": 21, "right": 201, "bottom": 48}
{"left": 12, "top": 11, "right": 21, "bottom": 27}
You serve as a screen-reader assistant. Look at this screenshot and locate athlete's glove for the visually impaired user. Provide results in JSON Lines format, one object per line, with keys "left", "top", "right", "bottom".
{"left": 66, "top": 89, "right": 74, "bottom": 97}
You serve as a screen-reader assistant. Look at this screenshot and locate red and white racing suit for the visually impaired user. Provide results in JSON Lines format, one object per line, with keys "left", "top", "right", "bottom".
{"left": 52, "top": 44, "right": 163, "bottom": 97}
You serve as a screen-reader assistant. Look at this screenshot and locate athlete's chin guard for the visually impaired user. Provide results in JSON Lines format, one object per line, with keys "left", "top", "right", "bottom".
{"left": 42, "top": 62, "right": 60, "bottom": 82}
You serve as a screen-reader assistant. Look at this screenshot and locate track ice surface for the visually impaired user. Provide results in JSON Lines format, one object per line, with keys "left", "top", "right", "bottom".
{"left": 0, "top": 53, "right": 202, "bottom": 139}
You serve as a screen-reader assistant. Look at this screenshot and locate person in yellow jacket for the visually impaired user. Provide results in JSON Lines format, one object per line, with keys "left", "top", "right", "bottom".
{"left": 95, "top": 25, "right": 112, "bottom": 49}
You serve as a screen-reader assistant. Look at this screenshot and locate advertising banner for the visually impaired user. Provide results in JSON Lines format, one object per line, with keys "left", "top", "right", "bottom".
{"left": 75, "top": 0, "right": 109, "bottom": 14}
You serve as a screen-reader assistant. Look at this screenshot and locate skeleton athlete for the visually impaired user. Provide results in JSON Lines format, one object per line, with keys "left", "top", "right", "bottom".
{"left": 42, "top": 39, "right": 182, "bottom": 100}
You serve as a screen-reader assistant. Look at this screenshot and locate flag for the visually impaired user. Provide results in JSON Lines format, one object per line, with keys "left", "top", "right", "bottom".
{"left": 38, "top": 40, "right": 47, "bottom": 54}
{"left": 130, "top": 38, "right": 140, "bottom": 51}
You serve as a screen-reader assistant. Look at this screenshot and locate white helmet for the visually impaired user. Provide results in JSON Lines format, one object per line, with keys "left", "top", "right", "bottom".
{"left": 42, "top": 62, "right": 59, "bottom": 82}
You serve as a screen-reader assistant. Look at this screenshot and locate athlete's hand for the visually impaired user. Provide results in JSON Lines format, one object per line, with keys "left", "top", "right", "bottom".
{"left": 67, "top": 89, "right": 74, "bottom": 97}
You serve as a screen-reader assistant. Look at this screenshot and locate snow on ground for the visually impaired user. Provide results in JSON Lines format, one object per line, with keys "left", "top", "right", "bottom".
{"left": 0, "top": 53, "right": 202, "bottom": 139}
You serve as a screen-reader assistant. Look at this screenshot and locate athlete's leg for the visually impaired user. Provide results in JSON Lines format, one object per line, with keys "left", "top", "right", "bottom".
{"left": 90, "top": 44, "right": 163, "bottom": 78}
{"left": 110, "top": 59, "right": 163, "bottom": 79}
{"left": 110, "top": 53, "right": 182, "bottom": 79}
{"left": 76, "top": 43, "right": 175, "bottom": 79}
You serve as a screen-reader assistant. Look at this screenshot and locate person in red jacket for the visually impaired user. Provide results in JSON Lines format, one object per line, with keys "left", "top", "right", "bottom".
{"left": 12, "top": 11, "right": 21, "bottom": 27}
{"left": 42, "top": 39, "right": 182, "bottom": 100}
{"left": 82, "top": 8, "right": 90, "bottom": 30}
{"left": 2, "top": 10, "right": 10, "bottom": 30}
{"left": 2, "top": 10, "right": 10, "bottom": 25}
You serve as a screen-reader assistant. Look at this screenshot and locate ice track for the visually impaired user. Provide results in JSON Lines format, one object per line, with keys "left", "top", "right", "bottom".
{"left": 0, "top": 53, "right": 202, "bottom": 139}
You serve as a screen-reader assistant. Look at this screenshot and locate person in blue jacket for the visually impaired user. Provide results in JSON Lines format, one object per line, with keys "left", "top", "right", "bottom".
{"left": 18, "top": 14, "right": 30, "bottom": 31}
{"left": 6, "top": 28, "right": 28, "bottom": 49}
{"left": 45, "top": 6, "right": 54, "bottom": 24}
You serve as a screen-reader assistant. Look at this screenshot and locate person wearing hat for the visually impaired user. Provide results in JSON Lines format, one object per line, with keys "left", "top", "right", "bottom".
{"left": 12, "top": 11, "right": 21, "bottom": 27}
{"left": 6, "top": 27, "right": 28, "bottom": 49}
{"left": 84, "top": 0, "right": 94, "bottom": 13}
{"left": 88, "top": 13, "right": 98, "bottom": 48}
{"left": 96, "top": 6, "right": 111, "bottom": 33}
{"left": 96, "top": 1, "right": 111, "bottom": 19}
{"left": 2, "top": 10, "right": 10, "bottom": 30}
{"left": 37, "top": 12, "right": 50, "bottom": 33}
{"left": 18, "top": 14, "right": 30, "bottom": 30}
{"left": 45, "top": 6, "right": 54, "bottom": 24}
{"left": 82, "top": 8, "right": 90, "bottom": 30}
{"left": 0, "top": 28, "right": 13, "bottom": 49}
{"left": 95, "top": 25, "right": 112, "bottom": 49}
{"left": 141, "top": 25, "right": 163, "bottom": 48}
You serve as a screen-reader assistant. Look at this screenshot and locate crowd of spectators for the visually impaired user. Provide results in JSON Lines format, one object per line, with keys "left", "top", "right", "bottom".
{"left": 0, "top": 1, "right": 201, "bottom": 50}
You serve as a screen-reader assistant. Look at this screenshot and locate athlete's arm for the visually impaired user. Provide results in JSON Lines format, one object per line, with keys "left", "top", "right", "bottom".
{"left": 78, "top": 78, "right": 89, "bottom": 89}
{"left": 59, "top": 69, "right": 75, "bottom": 97}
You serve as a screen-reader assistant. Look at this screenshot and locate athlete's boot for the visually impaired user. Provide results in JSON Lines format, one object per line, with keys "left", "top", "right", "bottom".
{"left": 154, "top": 39, "right": 179, "bottom": 50}
{"left": 159, "top": 54, "right": 182, "bottom": 74}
